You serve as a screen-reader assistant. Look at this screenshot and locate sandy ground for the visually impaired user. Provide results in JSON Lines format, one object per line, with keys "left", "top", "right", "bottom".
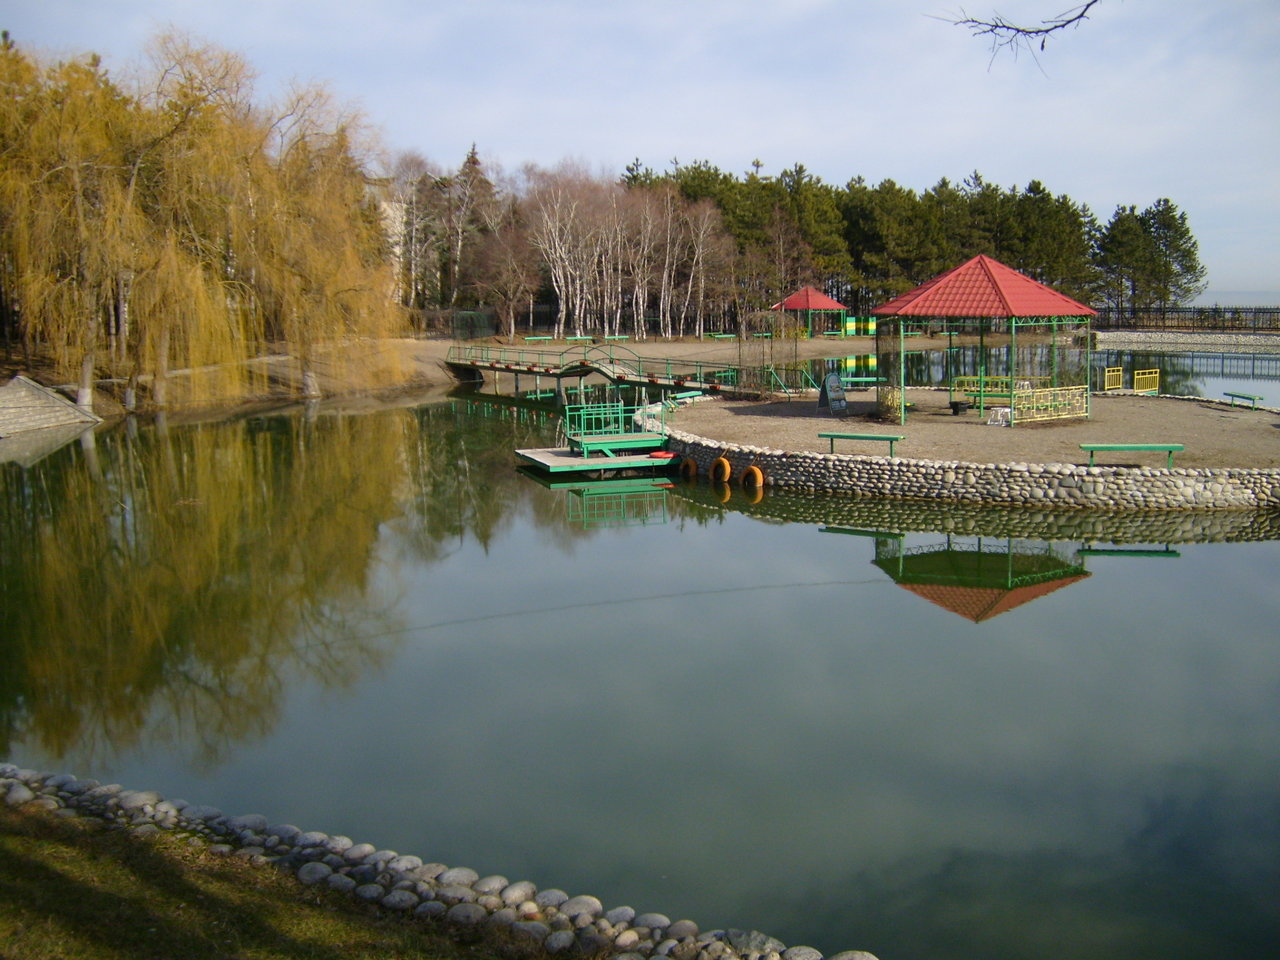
{"left": 669, "top": 392, "right": 1280, "bottom": 470}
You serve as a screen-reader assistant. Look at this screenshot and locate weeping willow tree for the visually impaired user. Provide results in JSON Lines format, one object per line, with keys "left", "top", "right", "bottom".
{"left": 0, "top": 410, "right": 409, "bottom": 764}
{"left": 0, "top": 31, "right": 405, "bottom": 412}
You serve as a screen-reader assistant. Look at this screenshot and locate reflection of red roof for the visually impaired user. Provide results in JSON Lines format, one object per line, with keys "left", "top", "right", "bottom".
{"left": 771, "top": 286, "right": 847, "bottom": 311}
{"left": 898, "top": 574, "right": 1090, "bottom": 622}
{"left": 871, "top": 255, "right": 1096, "bottom": 318}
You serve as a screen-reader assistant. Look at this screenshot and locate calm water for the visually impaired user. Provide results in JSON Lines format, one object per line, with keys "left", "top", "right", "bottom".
{"left": 3, "top": 380, "right": 1279, "bottom": 960}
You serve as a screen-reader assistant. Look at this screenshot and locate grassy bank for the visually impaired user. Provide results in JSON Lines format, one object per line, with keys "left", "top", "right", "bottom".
{"left": 0, "top": 804, "right": 506, "bottom": 960}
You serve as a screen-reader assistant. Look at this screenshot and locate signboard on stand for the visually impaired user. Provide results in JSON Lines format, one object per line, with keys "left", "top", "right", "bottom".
{"left": 818, "top": 372, "right": 847, "bottom": 415}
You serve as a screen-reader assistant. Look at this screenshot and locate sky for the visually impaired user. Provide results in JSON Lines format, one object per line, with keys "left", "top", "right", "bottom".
{"left": 7, "top": 0, "right": 1279, "bottom": 302}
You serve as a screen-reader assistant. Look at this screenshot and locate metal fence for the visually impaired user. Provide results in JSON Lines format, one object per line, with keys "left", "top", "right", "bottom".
{"left": 1092, "top": 306, "right": 1280, "bottom": 331}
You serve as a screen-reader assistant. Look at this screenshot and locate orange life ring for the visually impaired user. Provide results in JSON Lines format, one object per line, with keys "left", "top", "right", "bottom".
{"left": 710, "top": 457, "right": 732, "bottom": 483}
{"left": 650, "top": 450, "right": 676, "bottom": 459}
{"left": 740, "top": 465, "right": 765, "bottom": 490}
{"left": 679, "top": 457, "right": 698, "bottom": 480}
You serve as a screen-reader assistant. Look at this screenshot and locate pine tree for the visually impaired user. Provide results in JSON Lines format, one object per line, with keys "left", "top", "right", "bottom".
{"left": 1139, "top": 198, "right": 1206, "bottom": 314}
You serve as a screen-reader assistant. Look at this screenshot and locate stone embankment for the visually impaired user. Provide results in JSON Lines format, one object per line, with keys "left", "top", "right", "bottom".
{"left": 665, "top": 427, "right": 1280, "bottom": 510}
{"left": 652, "top": 404, "right": 1280, "bottom": 511}
{"left": 1, "top": 765, "right": 877, "bottom": 960}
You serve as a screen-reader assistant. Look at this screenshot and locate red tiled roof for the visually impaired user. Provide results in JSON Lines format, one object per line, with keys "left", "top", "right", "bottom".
{"left": 770, "top": 286, "right": 847, "bottom": 311}
{"left": 870, "top": 255, "right": 1096, "bottom": 318}
{"left": 897, "top": 574, "right": 1091, "bottom": 622}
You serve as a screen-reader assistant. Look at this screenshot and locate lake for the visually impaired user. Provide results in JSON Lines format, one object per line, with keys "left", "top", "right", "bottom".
{"left": 3, "top": 353, "right": 1279, "bottom": 960}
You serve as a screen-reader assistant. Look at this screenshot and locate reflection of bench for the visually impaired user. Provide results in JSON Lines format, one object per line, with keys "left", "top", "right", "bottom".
{"left": 1224, "top": 391, "right": 1262, "bottom": 409}
{"left": 1079, "top": 442, "right": 1184, "bottom": 468}
{"left": 819, "top": 432, "right": 905, "bottom": 457}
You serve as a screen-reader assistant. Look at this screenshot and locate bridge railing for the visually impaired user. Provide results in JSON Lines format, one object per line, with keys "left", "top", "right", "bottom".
{"left": 446, "top": 344, "right": 746, "bottom": 389}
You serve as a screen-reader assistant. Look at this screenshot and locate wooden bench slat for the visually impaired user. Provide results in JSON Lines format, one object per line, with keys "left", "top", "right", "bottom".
{"left": 818, "top": 431, "right": 906, "bottom": 457}
{"left": 1079, "top": 442, "right": 1183, "bottom": 468}
{"left": 1224, "top": 391, "right": 1262, "bottom": 409}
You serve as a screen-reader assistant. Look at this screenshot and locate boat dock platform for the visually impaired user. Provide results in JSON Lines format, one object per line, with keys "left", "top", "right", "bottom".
{"left": 514, "top": 446, "right": 677, "bottom": 475}
{"left": 515, "top": 401, "right": 677, "bottom": 476}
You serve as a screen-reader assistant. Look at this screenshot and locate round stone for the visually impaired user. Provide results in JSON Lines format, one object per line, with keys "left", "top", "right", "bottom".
{"left": 668, "top": 920, "right": 700, "bottom": 939}
{"left": 388, "top": 855, "right": 423, "bottom": 873}
{"left": 354, "top": 883, "right": 385, "bottom": 902}
{"left": 446, "top": 903, "right": 489, "bottom": 926}
{"left": 783, "top": 947, "right": 825, "bottom": 960}
{"left": 615, "top": 930, "right": 641, "bottom": 948}
{"left": 4, "top": 783, "right": 35, "bottom": 807}
{"left": 607, "top": 906, "right": 636, "bottom": 925}
{"left": 415, "top": 900, "right": 448, "bottom": 919}
{"left": 381, "top": 890, "right": 419, "bottom": 911}
{"left": 344, "top": 843, "right": 376, "bottom": 862}
{"left": 561, "top": 895, "right": 603, "bottom": 919}
{"left": 545, "top": 930, "right": 577, "bottom": 953}
{"left": 474, "top": 874, "right": 509, "bottom": 894}
{"left": 437, "top": 884, "right": 478, "bottom": 904}
{"left": 297, "top": 861, "right": 333, "bottom": 885}
{"left": 502, "top": 880, "right": 538, "bottom": 905}
{"left": 511, "top": 920, "right": 551, "bottom": 944}
{"left": 536, "top": 888, "right": 569, "bottom": 909}
{"left": 438, "top": 866, "right": 480, "bottom": 885}
{"left": 637, "top": 913, "right": 671, "bottom": 930}
{"left": 226, "top": 813, "right": 268, "bottom": 832}
{"left": 327, "top": 873, "right": 357, "bottom": 893}
{"left": 117, "top": 789, "right": 162, "bottom": 811}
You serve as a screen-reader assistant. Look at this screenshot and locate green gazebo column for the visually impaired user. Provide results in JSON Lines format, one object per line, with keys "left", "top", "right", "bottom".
{"left": 1010, "top": 317, "right": 1017, "bottom": 427}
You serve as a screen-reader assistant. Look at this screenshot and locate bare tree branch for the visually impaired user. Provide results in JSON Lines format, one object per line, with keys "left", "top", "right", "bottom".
{"left": 949, "top": 1, "right": 1101, "bottom": 55}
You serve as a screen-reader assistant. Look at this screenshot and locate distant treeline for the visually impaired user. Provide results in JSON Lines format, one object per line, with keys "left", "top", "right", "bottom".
{"left": 387, "top": 154, "right": 1208, "bottom": 339}
{"left": 1, "top": 32, "right": 1214, "bottom": 410}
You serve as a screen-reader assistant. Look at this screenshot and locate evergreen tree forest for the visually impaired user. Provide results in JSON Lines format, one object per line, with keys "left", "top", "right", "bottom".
{"left": 2, "top": 33, "right": 1208, "bottom": 408}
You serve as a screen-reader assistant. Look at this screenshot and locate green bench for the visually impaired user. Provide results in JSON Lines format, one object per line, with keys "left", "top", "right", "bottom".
{"left": 524, "top": 335, "right": 553, "bottom": 342}
{"left": 705, "top": 332, "right": 736, "bottom": 340}
{"left": 1080, "top": 443, "right": 1184, "bottom": 468}
{"left": 603, "top": 335, "right": 629, "bottom": 341}
{"left": 819, "top": 432, "right": 906, "bottom": 457}
{"left": 565, "top": 336, "right": 593, "bottom": 342}
{"left": 1224, "top": 391, "right": 1263, "bottom": 409}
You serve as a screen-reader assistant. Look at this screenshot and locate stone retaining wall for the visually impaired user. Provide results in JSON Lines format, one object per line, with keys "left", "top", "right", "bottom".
{"left": 0, "top": 765, "right": 877, "bottom": 960}
{"left": 668, "top": 485, "right": 1280, "bottom": 544}
{"left": 1095, "top": 330, "right": 1280, "bottom": 352}
{"left": 656, "top": 408, "right": 1280, "bottom": 511}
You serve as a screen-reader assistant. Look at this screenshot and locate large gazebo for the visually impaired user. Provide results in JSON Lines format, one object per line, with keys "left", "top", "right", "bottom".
{"left": 870, "top": 534, "right": 1091, "bottom": 623}
{"left": 870, "top": 255, "right": 1096, "bottom": 426}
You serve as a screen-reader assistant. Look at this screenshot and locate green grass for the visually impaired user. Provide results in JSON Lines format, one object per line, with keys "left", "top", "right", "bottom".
{"left": 0, "top": 804, "right": 509, "bottom": 960}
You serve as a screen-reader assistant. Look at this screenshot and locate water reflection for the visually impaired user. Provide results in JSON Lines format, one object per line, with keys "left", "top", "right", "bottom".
{"left": 0, "top": 413, "right": 418, "bottom": 763}
{"left": 4, "top": 399, "right": 1278, "bottom": 960}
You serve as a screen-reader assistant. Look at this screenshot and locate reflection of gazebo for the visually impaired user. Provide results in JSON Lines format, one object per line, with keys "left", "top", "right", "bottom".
{"left": 870, "top": 255, "right": 1096, "bottom": 425}
{"left": 871, "top": 534, "right": 1090, "bottom": 622}
{"left": 770, "top": 286, "right": 849, "bottom": 338}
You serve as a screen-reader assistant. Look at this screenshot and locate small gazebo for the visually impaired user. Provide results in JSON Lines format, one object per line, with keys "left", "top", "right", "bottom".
{"left": 770, "top": 286, "right": 849, "bottom": 338}
{"left": 870, "top": 255, "right": 1096, "bottom": 425}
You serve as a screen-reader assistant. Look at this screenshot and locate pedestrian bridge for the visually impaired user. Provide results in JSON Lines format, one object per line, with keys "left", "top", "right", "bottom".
{"left": 445, "top": 343, "right": 804, "bottom": 399}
